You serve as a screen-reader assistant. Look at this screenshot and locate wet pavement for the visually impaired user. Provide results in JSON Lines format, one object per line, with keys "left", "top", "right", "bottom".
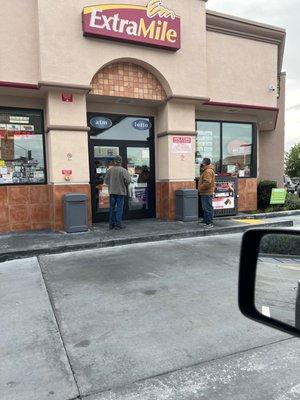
{"left": 0, "top": 216, "right": 294, "bottom": 262}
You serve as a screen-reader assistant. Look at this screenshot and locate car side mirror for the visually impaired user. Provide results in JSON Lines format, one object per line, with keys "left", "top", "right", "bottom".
{"left": 239, "top": 228, "right": 300, "bottom": 338}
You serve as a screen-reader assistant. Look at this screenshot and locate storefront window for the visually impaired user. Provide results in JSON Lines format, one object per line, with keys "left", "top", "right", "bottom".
{"left": 195, "top": 121, "right": 254, "bottom": 178}
{"left": 195, "top": 121, "right": 221, "bottom": 177}
{"left": 222, "top": 123, "right": 253, "bottom": 177}
{"left": 0, "top": 108, "right": 45, "bottom": 184}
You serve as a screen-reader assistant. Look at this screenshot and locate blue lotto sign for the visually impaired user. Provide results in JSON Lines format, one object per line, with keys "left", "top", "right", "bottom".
{"left": 132, "top": 119, "right": 151, "bottom": 131}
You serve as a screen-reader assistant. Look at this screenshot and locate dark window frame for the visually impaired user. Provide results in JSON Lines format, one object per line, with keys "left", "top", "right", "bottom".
{"left": 196, "top": 119, "right": 257, "bottom": 178}
{"left": 0, "top": 106, "right": 47, "bottom": 186}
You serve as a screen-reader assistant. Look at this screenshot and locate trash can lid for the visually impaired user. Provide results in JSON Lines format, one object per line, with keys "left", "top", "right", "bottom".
{"left": 63, "top": 193, "right": 88, "bottom": 202}
{"left": 175, "top": 189, "right": 198, "bottom": 195}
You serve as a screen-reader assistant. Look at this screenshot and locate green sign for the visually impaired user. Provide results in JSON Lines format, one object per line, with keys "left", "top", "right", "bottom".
{"left": 270, "top": 188, "right": 287, "bottom": 205}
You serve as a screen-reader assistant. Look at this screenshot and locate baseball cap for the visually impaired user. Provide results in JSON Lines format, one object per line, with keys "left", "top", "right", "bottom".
{"left": 115, "top": 155, "right": 122, "bottom": 164}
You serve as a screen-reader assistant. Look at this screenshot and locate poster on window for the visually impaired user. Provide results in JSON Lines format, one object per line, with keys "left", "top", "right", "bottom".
{"left": 172, "top": 136, "right": 192, "bottom": 154}
{"left": 133, "top": 186, "right": 148, "bottom": 203}
{"left": 0, "top": 124, "right": 7, "bottom": 139}
{"left": 98, "top": 184, "right": 110, "bottom": 210}
{"left": 196, "top": 131, "right": 213, "bottom": 159}
{"left": 213, "top": 180, "right": 236, "bottom": 210}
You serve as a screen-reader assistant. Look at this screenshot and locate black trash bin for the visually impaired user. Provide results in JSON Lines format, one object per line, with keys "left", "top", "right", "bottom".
{"left": 175, "top": 189, "right": 198, "bottom": 222}
{"left": 63, "top": 193, "right": 88, "bottom": 233}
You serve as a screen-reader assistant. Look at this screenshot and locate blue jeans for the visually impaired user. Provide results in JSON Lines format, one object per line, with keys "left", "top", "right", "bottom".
{"left": 109, "top": 195, "right": 125, "bottom": 227}
{"left": 201, "top": 195, "right": 214, "bottom": 224}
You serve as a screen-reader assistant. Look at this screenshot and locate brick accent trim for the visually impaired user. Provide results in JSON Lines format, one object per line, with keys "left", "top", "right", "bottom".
{"left": 156, "top": 181, "right": 196, "bottom": 220}
{"left": 0, "top": 184, "right": 92, "bottom": 233}
{"left": 91, "top": 62, "right": 167, "bottom": 101}
{"left": 238, "top": 178, "right": 257, "bottom": 212}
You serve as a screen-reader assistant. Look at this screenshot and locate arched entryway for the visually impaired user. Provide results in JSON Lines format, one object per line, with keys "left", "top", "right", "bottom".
{"left": 88, "top": 61, "right": 166, "bottom": 223}
{"left": 90, "top": 61, "right": 167, "bottom": 101}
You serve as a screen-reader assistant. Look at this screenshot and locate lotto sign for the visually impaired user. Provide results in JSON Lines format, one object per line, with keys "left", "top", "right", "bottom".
{"left": 172, "top": 136, "right": 192, "bottom": 154}
{"left": 82, "top": 0, "right": 181, "bottom": 51}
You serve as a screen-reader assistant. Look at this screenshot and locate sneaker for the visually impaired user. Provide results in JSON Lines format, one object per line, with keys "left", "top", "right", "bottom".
{"left": 204, "top": 223, "right": 214, "bottom": 229}
{"left": 115, "top": 225, "right": 126, "bottom": 230}
{"left": 109, "top": 225, "right": 115, "bottom": 230}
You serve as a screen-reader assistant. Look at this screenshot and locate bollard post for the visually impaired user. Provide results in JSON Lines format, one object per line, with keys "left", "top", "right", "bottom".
{"left": 296, "top": 281, "right": 300, "bottom": 329}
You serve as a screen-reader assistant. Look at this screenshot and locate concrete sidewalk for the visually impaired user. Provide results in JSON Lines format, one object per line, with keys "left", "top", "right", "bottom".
{"left": 0, "top": 217, "right": 294, "bottom": 262}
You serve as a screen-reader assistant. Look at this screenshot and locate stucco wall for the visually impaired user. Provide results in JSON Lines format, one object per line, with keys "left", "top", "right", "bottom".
{"left": 258, "top": 73, "right": 285, "bottom": 186}
{"left": 46, "top": 91, "right": 87, "bottom": 127}
{"left": 0, "top": 94, "right": 44, "bottom": 110}
{"left": 206, "top": 31, "right": 278, "bottom": 107}
{"left": 46, "top": 130, "right": 90, "bottom": 184}
{"left": 86, "top": 101, "right": 156, "bottom": 117}
{"left": 157, "top": 136, "right": 170, "bottom": 180}
{"left": 168, "top": 135, "right": 196, "bottom": 180}
{"left": 0, "top": 0, "right": 39, "bottom": 84}
{"left": 36, "top": 0, "right": 207, "bottom": 98}
{"left": 156, "top": 102, "right": 196, "bottom": 181}
{"left": 196, "top": 110, "right": 257, "bottom": 123}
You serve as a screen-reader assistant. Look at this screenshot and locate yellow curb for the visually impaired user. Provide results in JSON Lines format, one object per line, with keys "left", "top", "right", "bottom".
{"left": 234, "top": 219, "right": 267, "bottom": 224}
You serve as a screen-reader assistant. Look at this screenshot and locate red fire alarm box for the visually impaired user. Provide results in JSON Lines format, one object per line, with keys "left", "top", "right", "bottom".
{"left": 62, "top": 93, "right": 73, "bottom": 102}
{"left": 62, "top": 170, "right": 72, "bottom": 175}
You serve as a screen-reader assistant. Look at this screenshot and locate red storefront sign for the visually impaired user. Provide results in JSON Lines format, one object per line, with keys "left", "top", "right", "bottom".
{"left": 172, "top": 137, "right": 192, "bottom": 144}
{"left": 82, "top": 0, "right": 181, "bottom": 51}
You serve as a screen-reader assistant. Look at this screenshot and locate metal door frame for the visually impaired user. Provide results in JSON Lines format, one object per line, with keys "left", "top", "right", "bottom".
{"left": 89, "top": 134, "right": 155, "bottom": 223}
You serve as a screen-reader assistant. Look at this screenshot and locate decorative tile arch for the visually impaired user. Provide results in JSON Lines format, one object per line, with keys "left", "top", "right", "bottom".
{"left": 90, "top": 62, "right": 167, "bottom": 101}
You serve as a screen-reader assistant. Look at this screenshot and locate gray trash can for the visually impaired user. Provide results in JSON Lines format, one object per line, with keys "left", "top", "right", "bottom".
{"left": 63, "top": 193, "right": 88, "bottom": 233}
{"left": 175, "top": 189, "right": 198, "bottom": 222}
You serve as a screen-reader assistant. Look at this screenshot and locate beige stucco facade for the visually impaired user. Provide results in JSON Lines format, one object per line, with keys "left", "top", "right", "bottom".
{"left": 0, "top": 0, "right": 286, "bottom": 232}
{"left": 207, "top": 32, "right": 278, "bottom": 107}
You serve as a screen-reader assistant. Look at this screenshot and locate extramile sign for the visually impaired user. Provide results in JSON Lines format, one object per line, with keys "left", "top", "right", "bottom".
{"left": 82, "top": 0, "right": 181, "bottom": 51}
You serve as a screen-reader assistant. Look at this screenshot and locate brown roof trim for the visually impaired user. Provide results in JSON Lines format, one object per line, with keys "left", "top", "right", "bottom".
{"left": 157, "top": 130, "right": 197, "bottom": 138}
{"left": 203, "top": 100, "right": 279, "bottom": 112}
{"left": 206, "top": 10, "right": 286, "bottom": 72}
{"left": 46, "top": 125, "right": 90, "bottom": 133}
{"left": 39, "top": 81, "right": 92, "bottom": 92}
{"left": 0, "top": 81, "right": 39, "bottom": 90}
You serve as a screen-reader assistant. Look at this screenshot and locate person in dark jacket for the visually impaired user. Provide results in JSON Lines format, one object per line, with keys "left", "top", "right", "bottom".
{"left": 199, "top": 157, "right": 215, "bottom": 228}
{"left": 104, "top": 156, "right": 131, "bottom": 229}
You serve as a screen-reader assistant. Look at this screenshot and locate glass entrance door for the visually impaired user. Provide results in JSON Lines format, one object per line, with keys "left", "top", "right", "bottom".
{"left": 126, "top": 145, "right": 153, "bottom": 218}
{"left": 92, "top": 145, "right": 120, "bottom": 218}
{"left": 90, "top": 141, "right": 155, "bottom": 223}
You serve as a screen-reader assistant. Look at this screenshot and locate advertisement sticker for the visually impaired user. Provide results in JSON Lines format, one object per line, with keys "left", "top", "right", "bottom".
{"left": 213, "top": 180, "right": 235, "bottom": 210}
{"left": 172, "top": 136, "right": 192, "bottom": 154}
{"left": 270, "top": 188, "right": 287, "bottom": 205}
